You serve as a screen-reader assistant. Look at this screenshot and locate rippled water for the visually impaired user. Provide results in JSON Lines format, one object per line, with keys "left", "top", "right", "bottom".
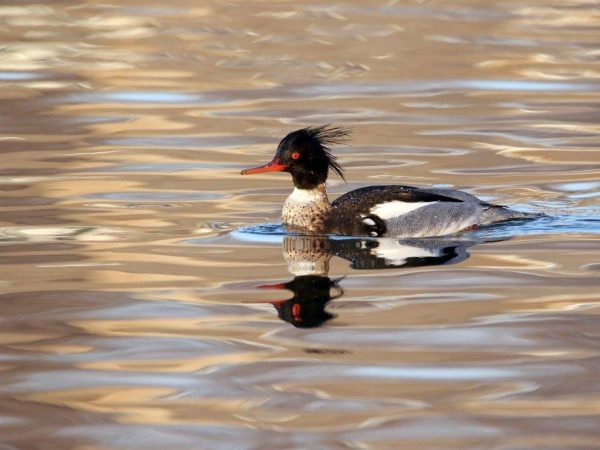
{"left": 1, "top": 1, "right": 599, "bottom": 448}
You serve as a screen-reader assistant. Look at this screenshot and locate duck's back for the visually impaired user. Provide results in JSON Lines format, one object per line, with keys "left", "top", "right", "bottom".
{"left": 329, "top": 185, "right": 533, "bottom": 238}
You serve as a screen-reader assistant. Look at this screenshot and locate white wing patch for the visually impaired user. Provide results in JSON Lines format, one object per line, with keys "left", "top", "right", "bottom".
{"left": 369, "top": 200, "right": 436, "bottom": 220}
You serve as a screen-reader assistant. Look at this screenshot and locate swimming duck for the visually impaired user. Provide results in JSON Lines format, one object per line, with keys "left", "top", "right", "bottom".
{"left": 241, "top": 125, "right": 536, "bottom": 237}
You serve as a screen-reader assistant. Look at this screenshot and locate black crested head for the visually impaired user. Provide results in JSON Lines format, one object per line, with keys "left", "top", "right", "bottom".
{"left": 276, "top": 125, "right": 350, "bottom": 189}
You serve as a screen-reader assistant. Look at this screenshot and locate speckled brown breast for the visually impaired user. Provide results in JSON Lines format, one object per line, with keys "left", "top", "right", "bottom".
{"left": 282, "top": 198, "right": 331, "bottom": 232}
{"left": 281, "top": 186, "right": 331, "bottom": 232}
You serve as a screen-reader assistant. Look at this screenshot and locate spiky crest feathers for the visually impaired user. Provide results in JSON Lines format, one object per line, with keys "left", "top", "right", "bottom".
{"left": 301, "top": 125, "right": 349, "bottom": 181}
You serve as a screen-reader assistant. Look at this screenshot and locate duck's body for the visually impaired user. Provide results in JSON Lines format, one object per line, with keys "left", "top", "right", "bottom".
{"left": 242, "top": 126, "right": 537, "bottom": 238}
{"left": 282, "top": 183, "right": 533, "bottom": 237}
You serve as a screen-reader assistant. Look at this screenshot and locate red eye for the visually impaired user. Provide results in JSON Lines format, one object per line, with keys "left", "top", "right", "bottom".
{"left": 291, "top": 152, "right": 300, "bottom": 160}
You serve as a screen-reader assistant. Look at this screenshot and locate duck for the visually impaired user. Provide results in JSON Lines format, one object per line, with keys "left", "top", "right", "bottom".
{"left": 241, "top": 125, "right": 537, "bottom": 238}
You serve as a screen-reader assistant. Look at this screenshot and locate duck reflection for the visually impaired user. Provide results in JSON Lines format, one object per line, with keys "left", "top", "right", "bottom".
{"left": 255, "top": 235, "right": 485, "bottom": 328}
{"left": 258, "top": 275, "right": 342, "bottom": 328}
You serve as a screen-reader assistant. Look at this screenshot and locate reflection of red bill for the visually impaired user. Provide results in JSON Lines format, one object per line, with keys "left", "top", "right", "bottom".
{"left": 257, "top": 282, "right": 287, "bottom": 290}
{"left": 239, "top": 282, "right": 294, "bottom": 308}
{"left": 242, "top": 298, "right": 288, "bottom": 305}
{"left": 241, "top": 282, "right": 290, "bottom": 305}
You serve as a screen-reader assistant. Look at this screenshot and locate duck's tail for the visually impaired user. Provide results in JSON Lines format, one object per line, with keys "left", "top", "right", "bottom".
{"left": 481, "top": 205, "right": 545, "bottom": 225}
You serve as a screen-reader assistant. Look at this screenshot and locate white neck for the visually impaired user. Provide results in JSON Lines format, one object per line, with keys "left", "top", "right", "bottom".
{"left": 289, "top": 184, "right": 328, "bottom": 203}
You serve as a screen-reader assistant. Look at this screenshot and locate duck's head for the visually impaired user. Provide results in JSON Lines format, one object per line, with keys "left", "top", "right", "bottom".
{"left": 241, "top": 125, "right": 349, "bottom": 189}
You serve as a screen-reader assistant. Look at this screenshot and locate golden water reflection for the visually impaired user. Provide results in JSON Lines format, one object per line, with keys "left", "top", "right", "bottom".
{"left": 1, "top": 0, "right": 599, "bottom": 448}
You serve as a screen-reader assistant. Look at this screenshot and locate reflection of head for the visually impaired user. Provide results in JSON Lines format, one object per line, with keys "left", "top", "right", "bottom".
{"left": 259, "top": 275, "right": 341, "bottom": 328}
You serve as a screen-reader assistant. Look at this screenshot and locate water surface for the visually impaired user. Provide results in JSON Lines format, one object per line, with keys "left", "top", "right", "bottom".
{"left": 1, "top": 1, "right": 599, "bottom": 448}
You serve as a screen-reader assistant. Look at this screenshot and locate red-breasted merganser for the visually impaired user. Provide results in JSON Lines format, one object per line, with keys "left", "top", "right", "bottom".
{"left": 241, "top": 125, "right": 536, "bottom": 237}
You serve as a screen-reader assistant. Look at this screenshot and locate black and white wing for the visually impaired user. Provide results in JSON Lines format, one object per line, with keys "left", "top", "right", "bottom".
{"left": 329, "top": 185, "right": 466, "bottom": 237}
